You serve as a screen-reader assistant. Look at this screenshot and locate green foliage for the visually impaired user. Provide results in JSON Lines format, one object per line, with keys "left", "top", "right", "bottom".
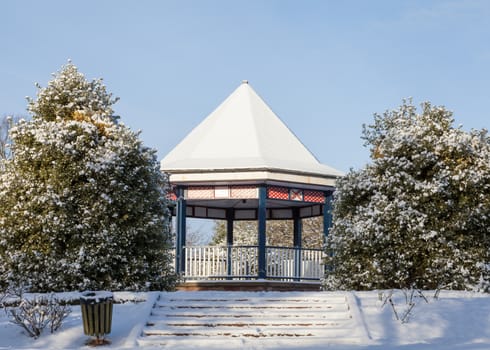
{"left": 0, "top": 63, "right": 175, "bottom": 291}
{"left": 325, "top": 101, "right": 490, "bottom": 291}
{"left": 211, "top": 217, "right": 324, "bottom": 248}
{"left": 27, "top": 62, "right": 118, "bottom": 122}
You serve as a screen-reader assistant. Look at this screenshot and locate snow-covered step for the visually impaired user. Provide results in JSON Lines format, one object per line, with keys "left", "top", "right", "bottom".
{"left": 137, "top": 291, "right": 367, "bottom": 348}
{"left": 161, "top": 295, "right": 349, "bottom": 304}
{"left": 146, "top": 320, "right": 347, "bottom": 328}
{"left": 154, "top": 304, "right": 349, "bottom": 313}
{"left": 148, "top": 314, "right": 350, "bottom": 322}
{"left": 163, "top": 296, "right": 348, "bottom": 303}
{"left": 151, "top": 308, "right": 351, "bottom": 320}
{"left": 143, "top": 326, "right": 355, "bottom": 336}
{"left": 156, "top": 301, "right": 349, "bottom": 310}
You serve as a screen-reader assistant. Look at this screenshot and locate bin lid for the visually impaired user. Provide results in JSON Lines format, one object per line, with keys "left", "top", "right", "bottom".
{"left": 80, "top": 291, "right": 113, "bottom": 302}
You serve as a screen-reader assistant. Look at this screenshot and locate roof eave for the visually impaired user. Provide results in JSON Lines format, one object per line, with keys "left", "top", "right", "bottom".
{"left": 162, "top": 167, "right": 341, "bottom": 189}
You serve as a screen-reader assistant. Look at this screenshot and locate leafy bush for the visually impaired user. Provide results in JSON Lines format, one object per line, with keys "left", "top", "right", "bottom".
{"left": 0, "top": 63, "right": 175, "bottom": 291}
{"left": 325, "top": 101, "right": 490, "bottom": 290}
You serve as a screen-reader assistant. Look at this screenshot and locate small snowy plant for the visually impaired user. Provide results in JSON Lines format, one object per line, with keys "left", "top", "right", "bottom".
{"left": 0, "top": 62, "right": 175, "bottom": 292}
{"left": 379, "top": 288, "right": 429, "bottom": 324}
{"left": 7, "top": 293, "right": 71, "bottom": 338}
{"left": 324, "top": 100, "right": 490, "bottom": 291}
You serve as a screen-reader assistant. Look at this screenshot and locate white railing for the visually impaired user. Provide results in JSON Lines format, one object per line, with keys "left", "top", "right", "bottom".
{"left": 185, "top": 245, "right": 226, "bottom": 278}
{"left": 183, "top": 245, "right": 323, "bottom": 280}
{"left": 266, "top": 247, "right": 324, "bottom": 280}
{"left": 184, "top": 245, "right": 258, "bottom": 279}
{"left": 300, "top": 247, "right": 325, "bottom": 278}
{"left": 230, "top": 245, "right": 259, "bottom": 277}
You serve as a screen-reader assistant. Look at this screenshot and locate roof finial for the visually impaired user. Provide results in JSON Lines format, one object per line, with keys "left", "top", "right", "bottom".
{"left": 241, "top": 80, "right": 249, "bottom": 84}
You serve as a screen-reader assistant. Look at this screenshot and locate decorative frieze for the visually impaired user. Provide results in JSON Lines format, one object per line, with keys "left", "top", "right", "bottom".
{"left": 171, "top": 185, "right": 326, "bottom": 204}
{"left": 267, "top": 186, "right": 324, "bottom": 203}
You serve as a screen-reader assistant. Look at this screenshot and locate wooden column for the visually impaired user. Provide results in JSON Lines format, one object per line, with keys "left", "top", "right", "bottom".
{"left": 258, "top": 185, "right": 267, "bottom": 279}
{"left": 293, "top": 208, "right": 302, "bottom": 281}
{"left": 226, "top": 208, "right": 234, "bottom": 279}
{"left": 323, "top": 192, "right": 333, "bottom": 240}
{"left": 175, "top": 186, "right": 187, "bottom": 275}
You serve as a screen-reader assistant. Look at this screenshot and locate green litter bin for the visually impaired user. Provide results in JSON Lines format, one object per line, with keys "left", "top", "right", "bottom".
{"left": 80, "top": 291, "right": 113, "bottom": 344}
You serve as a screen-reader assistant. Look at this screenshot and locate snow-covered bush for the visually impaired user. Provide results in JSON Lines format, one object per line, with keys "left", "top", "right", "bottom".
{"left": 7, "top": 293, "right": 71, "bottom": 338}
{"left": 325, "top": 100, "right": 490, "bottom": 291}
{"left": 0, "top": 62, "right": 176, "bottom": 292}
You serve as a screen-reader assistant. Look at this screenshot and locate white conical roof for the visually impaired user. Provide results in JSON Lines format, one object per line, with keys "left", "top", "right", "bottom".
{"left": 161, "top": 81, "right": 342, "bottom": 185}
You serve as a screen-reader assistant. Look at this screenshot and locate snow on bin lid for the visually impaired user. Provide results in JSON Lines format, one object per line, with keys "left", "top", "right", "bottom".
{"left": 80, "top": 291, "right": 113, "bottom": 302}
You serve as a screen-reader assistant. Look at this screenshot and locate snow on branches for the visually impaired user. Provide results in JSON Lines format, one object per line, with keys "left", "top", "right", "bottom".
{"left": 325, "top": 100, "right": 490, "bottom": 291}
{"left": 27, "top": 61, "right": 119, "bottom": 122}
{"left": 0, "top": 63, "right": 175, "bottom": 292}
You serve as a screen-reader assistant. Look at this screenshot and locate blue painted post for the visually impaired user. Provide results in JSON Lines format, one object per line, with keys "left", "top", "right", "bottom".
{"left": 293, "top": 208, "right": 302, "bottom": 281}
{"left": 323, "top": 192, "right": 334, "bottom": 274}
{"left": 226, "top": 208, "right": 234, "bottom": 279}
{"left": 175, "top": 186, "right": 187, "bottom": 275}
{"left": 258, "top": 185, "right": 267, "bottom": 279}
{"left": 323, "top": 192, "right": 333, "bottom": 240}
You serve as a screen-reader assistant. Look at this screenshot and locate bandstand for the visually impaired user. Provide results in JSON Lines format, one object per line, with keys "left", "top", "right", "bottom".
{"left": 161, "top": 81, "right": 342, "bottom": 290}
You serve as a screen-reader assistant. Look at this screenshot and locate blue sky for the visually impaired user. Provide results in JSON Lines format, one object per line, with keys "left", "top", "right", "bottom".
{"left": 1, "top": 0, "right": 489, "bottom": 173}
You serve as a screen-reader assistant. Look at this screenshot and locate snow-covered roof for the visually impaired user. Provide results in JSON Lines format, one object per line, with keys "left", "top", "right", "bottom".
{"left": 161, "top": 81, "right": 342, "bottom": 187}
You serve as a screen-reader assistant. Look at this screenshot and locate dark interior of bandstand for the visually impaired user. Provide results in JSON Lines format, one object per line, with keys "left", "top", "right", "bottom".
{"left": 171, "top": 183, "right": 334, "bottom": 291}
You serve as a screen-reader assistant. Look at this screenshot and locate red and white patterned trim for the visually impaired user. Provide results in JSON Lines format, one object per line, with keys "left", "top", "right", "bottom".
{"left": 304, "top": 190, "right": 325, "bottom": 203}
{"left": 267, "top": 186, "right": 325, "bottom": 203}
{"left": 267, "top": 186, "right": 289, "bottom": 200}
{"left": 186, "top": 185, "right": 259, "bottom": 200}
{"left": 182, "top": 185, "right": 325, "bottom": 203}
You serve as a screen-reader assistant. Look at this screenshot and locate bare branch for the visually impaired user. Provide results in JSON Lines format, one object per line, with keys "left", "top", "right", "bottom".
{"left": 0, "top": 114, "right": 21, "bottom": 162}
{"left": 7, "top": 294, "right": 71, "bottom": 338}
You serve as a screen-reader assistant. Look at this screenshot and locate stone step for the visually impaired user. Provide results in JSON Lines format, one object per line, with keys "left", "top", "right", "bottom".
{"left": 137, "top": 337, "right": 362, "bottom": 350}
{"left": 137, "top": 291, "right": 364, "bottom": 348}
{"left": 149, "top": 311, "right": 351, "bottom": 320}
{"left": 154, "top": 304, "right": 349, "bottom": 312}
{"left": 142, "top": 326, "right": 355, "bottom": 338}
{"left": 159, "top": 292, "right": 347, "bottom": 302}
{"left": 160, "top": 296, "right": 348, "bottom": 303}
{"left": 145, "top": 319, "right": 353, "bottom": 329}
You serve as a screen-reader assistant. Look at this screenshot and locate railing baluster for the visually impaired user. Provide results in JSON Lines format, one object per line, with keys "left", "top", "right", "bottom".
{"left": 204, "top": 246, "right": 208, "bottom": 277}
{"left": 209, "top": 246, "right": 212, "bottom": 276}
{"left": 188, "top": 247, "right": 192, "bottom": 278}
{"left": 193, "top": 246, "right": 197, "bottom": 278}
{"left": 214, "top": 246, "right": 217, "bottom": 276}
{"left": 185, "top": 247, "right": 188, "bottom": 277}
{"left": 212, "top": 246, "right": 215, "bottom": 275}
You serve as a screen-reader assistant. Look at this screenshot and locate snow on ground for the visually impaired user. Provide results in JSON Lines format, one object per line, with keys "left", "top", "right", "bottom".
{"left": 0, "top": 290, "right": 488, "bottom": 350}
{"left": 353, "top": 290, "right": 490, "bottom": 350}
{"left": 0, "top": 292, "right": 158, "bottom": 350}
